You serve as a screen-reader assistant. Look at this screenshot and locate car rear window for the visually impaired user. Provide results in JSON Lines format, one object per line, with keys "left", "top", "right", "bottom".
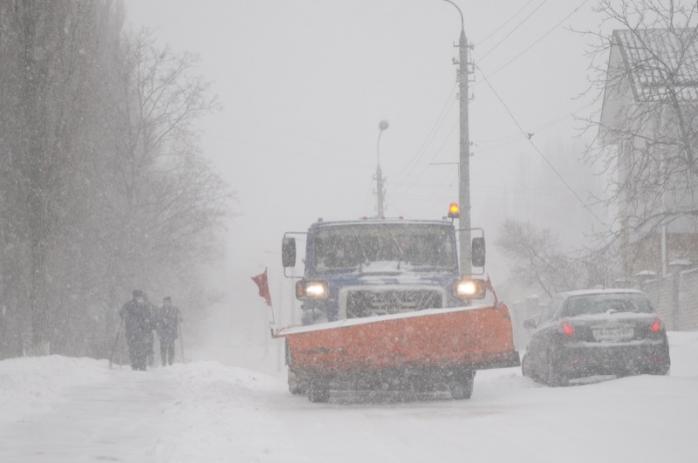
{"left": 562, "top": 293, "right": 654, "bottom": 317}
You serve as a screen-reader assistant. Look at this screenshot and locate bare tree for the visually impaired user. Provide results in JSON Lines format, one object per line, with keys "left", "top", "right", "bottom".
{"left": 93, "top": 33, "right": 228, "bottom": 349}
{"left": 496, "top": 220, "right": 618, "bottom": 298}
{"left": 0, "top": 0, "right": 125, "bottom": 354}
{"left": 582, "top": 0, "right": 698, "bottom": 275}
{"left": 496, "top": 220, "right": 584, "bottom": 297}
{"left": 0, "top": 3, "right": 228, "bottom": 358}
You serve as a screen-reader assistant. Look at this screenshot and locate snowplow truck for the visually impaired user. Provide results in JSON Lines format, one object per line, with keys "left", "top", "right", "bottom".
{"left": 276, "top": 218, "right": 519, "bottom": 402}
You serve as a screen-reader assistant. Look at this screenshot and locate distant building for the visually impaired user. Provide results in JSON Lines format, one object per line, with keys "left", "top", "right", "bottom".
{"left": 600, "top": 28, "right": 698, "bottom": 277}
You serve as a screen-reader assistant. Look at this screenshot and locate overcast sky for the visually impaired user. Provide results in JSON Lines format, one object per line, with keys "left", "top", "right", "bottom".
{"left": 124, "top": 1, "right": 610, "bottom": 332}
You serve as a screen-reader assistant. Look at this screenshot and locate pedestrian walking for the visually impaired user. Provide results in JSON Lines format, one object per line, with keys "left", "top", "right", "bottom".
{"left": 119, "top": 290, "right": 155, "bottom": 371}
{"left": 156, "top": 296, "right": 181, "bottom": 366}
{"left": 143, "top": 293, "right": 156, "bottom": 367}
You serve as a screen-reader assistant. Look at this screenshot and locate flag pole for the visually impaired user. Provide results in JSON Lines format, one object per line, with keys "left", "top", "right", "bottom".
{"left": 266, "top": 267, "right": 277, "bottom": 328}
{"left": 251, "top": 267, "right": 278, "bottom": 336}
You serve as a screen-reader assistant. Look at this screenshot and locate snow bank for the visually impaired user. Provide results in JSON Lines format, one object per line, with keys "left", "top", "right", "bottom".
{"left": 0, "top": 355, "right": 108, "bottom": 424}
{"left": 666, "top": 330, "right": 698, "bottom": 377}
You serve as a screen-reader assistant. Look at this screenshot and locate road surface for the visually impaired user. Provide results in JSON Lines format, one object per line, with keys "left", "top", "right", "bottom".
{"left": 1, "top": 332, "right": 697, "bottom": 463}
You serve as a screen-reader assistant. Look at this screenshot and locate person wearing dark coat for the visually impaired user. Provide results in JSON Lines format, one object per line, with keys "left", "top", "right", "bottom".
{"left": 156, "top": 296, "right": 181, "bottom": 366}
{"left": 119, "top": 290, "right": 155, "bottom": 371}
{"left": 143, "top": 294, "right": 156, "bottom": 367}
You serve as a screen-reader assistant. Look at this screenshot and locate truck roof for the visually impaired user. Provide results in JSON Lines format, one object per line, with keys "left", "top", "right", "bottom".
{"left": 309, "top": 218, "right": 453, "bottom": 229}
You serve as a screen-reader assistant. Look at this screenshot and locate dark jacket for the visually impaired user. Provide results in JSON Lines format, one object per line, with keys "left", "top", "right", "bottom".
{"left": 156, "top": 305, "right": 181, "bottom": 341}
{"left": 120, "top": 299, "right": 155, "bottom": 345}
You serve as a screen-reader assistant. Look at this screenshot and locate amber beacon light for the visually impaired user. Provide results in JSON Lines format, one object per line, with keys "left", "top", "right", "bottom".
{"left": 448, "top": 202, "right": 460, "bottom": 219}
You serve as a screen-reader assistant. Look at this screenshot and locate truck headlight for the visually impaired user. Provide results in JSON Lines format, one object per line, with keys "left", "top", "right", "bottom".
{"left": 296, "top": 280, "right": 329, "bottom": 300}
{"left": 454, "top": 278, "right": 487, "bottom": 300}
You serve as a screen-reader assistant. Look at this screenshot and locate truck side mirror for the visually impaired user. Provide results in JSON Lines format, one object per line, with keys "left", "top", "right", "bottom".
{"left": 282, "top": 237, "right": 296, "bottom": 268}
{"left": 472, "top": 237, "right": 486, "bottom": 268}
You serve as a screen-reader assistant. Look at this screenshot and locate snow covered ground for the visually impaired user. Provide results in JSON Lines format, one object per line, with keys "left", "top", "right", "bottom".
{"left": 1, "top": 332, "right": 697, "bottom": 463}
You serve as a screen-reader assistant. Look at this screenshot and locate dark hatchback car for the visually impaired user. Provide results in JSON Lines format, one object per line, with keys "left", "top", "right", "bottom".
{"left": 522, "top": 289, "right": 670, "bottom": 386}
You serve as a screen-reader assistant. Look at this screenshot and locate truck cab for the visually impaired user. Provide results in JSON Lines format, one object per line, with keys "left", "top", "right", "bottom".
{"left": 283, "top": 218, "right": 481, "bottom": 325}
{"left": 278, "top": 216, "right": 517, "bottom": 402}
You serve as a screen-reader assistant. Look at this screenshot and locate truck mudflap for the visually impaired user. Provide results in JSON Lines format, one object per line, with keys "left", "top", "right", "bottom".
{"left": 274, "top": 302, "right": 520, "bottom": 378}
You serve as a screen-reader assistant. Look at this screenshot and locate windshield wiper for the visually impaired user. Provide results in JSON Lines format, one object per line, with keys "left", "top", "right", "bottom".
{"left": 352, "top": 232, "right": 368, "bottom": 273}
{"left": 385, "top": 228, "right": 404, "bottom": 271}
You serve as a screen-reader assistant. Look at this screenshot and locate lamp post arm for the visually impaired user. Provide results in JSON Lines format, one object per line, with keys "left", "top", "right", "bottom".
{"left": 441, "top": 0, "right": 464, "bottom": 33}
{"left": 376, "top": 130, "right": 384, "bottom": 165}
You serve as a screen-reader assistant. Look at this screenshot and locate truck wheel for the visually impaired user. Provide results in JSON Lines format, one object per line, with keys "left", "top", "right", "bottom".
{"left": 290, "top": 383, "right": 306, "bottom": 395}
{"left": 307, "top": 380, "right": 330, "bottom": 403}
{"left": 288, "top": 369, "right": 306, "bottom": 395}
{"left": 448, "top": 370, "right": 475, "bottom": 400}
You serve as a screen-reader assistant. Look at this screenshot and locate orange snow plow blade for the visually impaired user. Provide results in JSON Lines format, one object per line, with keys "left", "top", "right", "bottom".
{"left": 275, "top": 303, "right": 519, "bottom": 376}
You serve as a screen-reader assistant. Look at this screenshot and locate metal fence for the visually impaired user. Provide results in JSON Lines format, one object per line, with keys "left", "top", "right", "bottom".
{"left": 641, "top": 266, "right": 698, "bottom": 331}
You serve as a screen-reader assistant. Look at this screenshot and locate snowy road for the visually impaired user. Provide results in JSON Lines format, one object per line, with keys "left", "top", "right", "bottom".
{"left": 2, "top": 332, "right": 698, "bottom": 463}
{"left": 2, "top": 371, "right": 176, "bottom": 462}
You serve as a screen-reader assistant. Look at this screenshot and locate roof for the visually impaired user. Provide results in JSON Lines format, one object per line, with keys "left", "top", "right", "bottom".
{"left": 612, "top": 28, "right": 698, "bottom": 102}
{"left": 558, "top": 288, "right": 644, "bottom": 299}
{"left": 310, "top": 218, "right": 453, "bottom": 229}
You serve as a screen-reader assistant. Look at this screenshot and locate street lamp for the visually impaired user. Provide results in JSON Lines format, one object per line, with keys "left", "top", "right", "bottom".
{"left": 377, "top": 119, "right": 389, "bottom": 165}
{"left": 375, "top": 120, "right": 389, "bottom": 218}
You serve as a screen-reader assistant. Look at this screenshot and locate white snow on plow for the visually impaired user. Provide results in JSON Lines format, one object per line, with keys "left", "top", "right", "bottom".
{"left": 274, "top": 303, "right": 495, "bottom": 337}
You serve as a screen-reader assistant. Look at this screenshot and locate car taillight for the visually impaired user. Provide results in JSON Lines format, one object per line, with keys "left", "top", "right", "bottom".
{"left": 650, "top": 318, "right": 662, "bottom": 333}
{"left": 561, "top": 321, "right": 575, "bottom": 337}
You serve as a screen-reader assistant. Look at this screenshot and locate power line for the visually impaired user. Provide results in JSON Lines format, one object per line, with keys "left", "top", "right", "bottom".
{"left": 487, "top": 0, "right": 592, "bottom": 77}
{"left": 476, "top": 0, "right": 538, "bottom": 46}
{"left": 396, "top": 82, "right": 457, "bottom": 180}
{"left": 478, "top": 0, "right": 548, "bottom": 62}
{"left": 399, "top": 83, "right": 456, "bottom": 177}
{"left": 396, "top": 121, "right": 458, "bottom": 197}
{"left": 474, "top": 63, "right": 607, "bottom": 228}
{"left": 426, "top": 121, "right": 459, "bottom": 165}
{"left": 475, "top": 99, "right": 595, "bottom": 146}
{"left": 396, "top": 0, "right": 590, "bottom": 209}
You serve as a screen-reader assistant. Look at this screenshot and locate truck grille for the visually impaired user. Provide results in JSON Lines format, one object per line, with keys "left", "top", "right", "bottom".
{"left": 345, "top": 289, "right": 443, "bottom": 318}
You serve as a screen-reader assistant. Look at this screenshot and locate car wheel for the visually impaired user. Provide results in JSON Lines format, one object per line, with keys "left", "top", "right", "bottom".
{"left": 522, "top": 354, "right": 531, "bottom": 378}
{"left": 448, "top": 370, "right": 475, "bottom": 400}
{"left": 545, "top": 352, "right": 568, "bottom": 387}
{"left": 648, "top": 362, "right": 670, "bottom": 376}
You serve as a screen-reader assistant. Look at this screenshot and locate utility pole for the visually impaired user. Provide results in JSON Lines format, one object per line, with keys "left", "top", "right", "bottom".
{"left": 443, "top": 0, "right": 472, "bottom": 275}
{"left": 375, "top": 120, "right": 389, "bottom": 218}
{"left": 375, "top": 164, "right": 386, "bottom": 219}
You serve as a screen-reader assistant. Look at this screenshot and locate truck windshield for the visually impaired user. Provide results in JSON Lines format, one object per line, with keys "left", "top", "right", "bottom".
{"left": 312, "top": 223, "right": 457, "bottom": 272}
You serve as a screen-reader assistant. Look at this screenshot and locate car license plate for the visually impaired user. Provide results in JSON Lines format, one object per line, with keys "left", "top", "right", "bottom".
{"left": 592, "top": 326, "right": 634, "bottom": 342}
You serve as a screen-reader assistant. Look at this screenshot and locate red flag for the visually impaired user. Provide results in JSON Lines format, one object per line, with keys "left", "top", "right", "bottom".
{"left": 251, "top": 268, "right": 272, "bottom": 307}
